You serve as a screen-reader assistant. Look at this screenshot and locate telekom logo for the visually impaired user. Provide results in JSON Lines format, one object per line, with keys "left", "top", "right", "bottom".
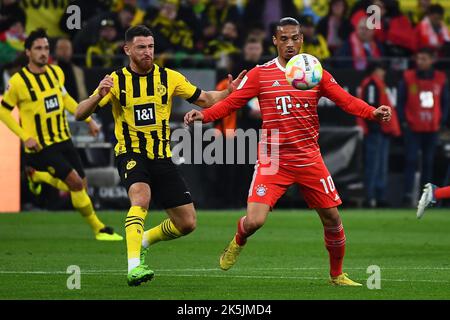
{"left": 276, "top": 96, "right": 308, "bottom": 115}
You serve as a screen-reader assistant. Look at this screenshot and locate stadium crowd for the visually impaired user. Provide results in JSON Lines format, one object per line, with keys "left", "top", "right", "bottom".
{"left": 1, "top": 0, "right": 449, "bottom": 209}
{"left": 0, "top": 0, "right": 449, "bottom": 72}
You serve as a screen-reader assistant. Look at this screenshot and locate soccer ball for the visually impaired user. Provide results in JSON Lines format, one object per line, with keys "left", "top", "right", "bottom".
{"left": 285, "top": 53, "right": 323, "bottom": 90}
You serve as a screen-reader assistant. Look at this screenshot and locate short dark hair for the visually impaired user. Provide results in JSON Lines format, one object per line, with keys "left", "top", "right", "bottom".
{"left": 299, "top": 15, "right": 314, "bottom": 28}
{"left": 328, "top": 0, "right": 348, "bottom": 17}
{"left": 245, "top": 36, "right": 262, "bottom": 45}
{"left": 125, "top": 25, "right": 153, "bottom": 42}
{"left": 25, "top": 28, "right": 48, "bottom": 50}
{"left": 427, "top": 4, "right": 444, "bottom": 16}
{"left": 274, "top": 17, "right": 301, "bottom": 35}
{"left": 122, "top": 3, "right": 137, "bottom": 15}
{"left": 417, "top": 47, "right": 436, "bottom": 57}
{"left": 366, "top": 60, "right": 387, "bottom": 76}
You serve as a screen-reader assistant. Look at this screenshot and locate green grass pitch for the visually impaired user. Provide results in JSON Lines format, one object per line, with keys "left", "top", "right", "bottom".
{"left": 0, "top": 209, "right": 450, "bottom": 300}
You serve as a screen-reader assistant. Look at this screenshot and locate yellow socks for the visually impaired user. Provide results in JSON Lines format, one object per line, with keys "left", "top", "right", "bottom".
{"left": 32, "top": 171, "right": 69, "bottom": 191}
{"left": 70, "top": 189, "right": 105, "bottom": 233}
{"left": 142, "top": 218, "right": 183, "bottom": 248}
{"left": 125, "top": 206, "right": 148, "bottom": 272}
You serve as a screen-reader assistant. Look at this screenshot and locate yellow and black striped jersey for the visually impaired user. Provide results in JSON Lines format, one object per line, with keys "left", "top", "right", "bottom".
{"left": 94, "top": 64, "right": 201, "bottom": 160}
{"left": 1, "top": 64, "right": 80, "bottom": 152}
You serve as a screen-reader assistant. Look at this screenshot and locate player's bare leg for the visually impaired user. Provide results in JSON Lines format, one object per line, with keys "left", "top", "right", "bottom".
{"left": 140, "top": 203, "right": 197, "bottom": 264}
{"left": 220, "top": 202, "right": 270, "bottom": 271}
{"left": 166, "top": 203, "right": 197, "bottom": 234}
{"left": 316, "top": 207, "right": 361, "bottom": 286}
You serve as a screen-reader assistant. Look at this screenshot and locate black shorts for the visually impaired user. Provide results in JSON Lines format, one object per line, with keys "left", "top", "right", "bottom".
{"left": 116, "top": 153, "right": 192, "bottom": 209}
{"left": 24, "top": 139, "right": 85, "bottom": 181}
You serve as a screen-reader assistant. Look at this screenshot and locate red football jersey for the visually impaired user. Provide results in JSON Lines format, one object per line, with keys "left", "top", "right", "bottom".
{"left": 202, "top": 58, "right": 377, "bottom": 166}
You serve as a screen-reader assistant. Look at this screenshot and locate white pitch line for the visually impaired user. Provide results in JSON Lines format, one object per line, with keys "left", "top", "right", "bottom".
{"left": 1, "top": 270, "right": 450, "bottom": 284}
{"left": 3, "top": 266, "right": 450, "bottom": 274}
{"left": 86, "top": 266, "right": 450, "bottom": 271}
{"left": 157, "top": 274, "right": 450, "bottom": 284}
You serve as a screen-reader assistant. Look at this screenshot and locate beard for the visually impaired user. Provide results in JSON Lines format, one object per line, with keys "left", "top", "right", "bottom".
{"left": 135, "top": 58, "right": 153, "bottom": 72}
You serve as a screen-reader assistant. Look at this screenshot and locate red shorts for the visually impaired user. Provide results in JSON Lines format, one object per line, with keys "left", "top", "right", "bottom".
{"left": 247, "top": 159, "right": 342, "bottom": 209}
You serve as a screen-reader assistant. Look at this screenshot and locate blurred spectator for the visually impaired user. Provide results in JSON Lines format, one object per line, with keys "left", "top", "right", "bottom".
{"left": 233, "top": 36, "right": 264, "bottom": 206}
{"left": 244, "top": 23, "right": 275, "bottom": 57}
{"left": 60, "top": 0, "right": 113, "bottom": 39}
{"left": 415, "top": 4, "right": 450, "bottom": 55}
{"left": 397, "top": 47, "right": 449, "bottom": 206}
{"left": 0, "top": 19, "right": 26, "bottom": 64}
{"left": 356, "top": 62, "right": 401, "bottom": 208}
{"left": 201, "top": 0, "right": 240, "bottom": 42}
{"left": 349, "top": 0, "right": 372, "bottom": 29}
{"left": 1, "top": 50, "right": 26, "bottom": 92}
{"left": 243, "top": 0, "right": 296, "bottom": 36}
{"left": 231, "top": 37, "right": 263, "bottom": 128}
{"left": 232, "top": 36, "right": 264, "bottom": 75}
{"left": 113, "top": 4, "right": 138, "bottom": 39}
{"left": 295, "top": 0, "right": 332, "bottom": 24}
{"left": 214, "top": 77, "right": 237, "bottom": 138}
{"left": 0, "top": 0, "right": 25, "bottom": 33}
{"left": 21, "top": 0, "right": 68, "bottom": 37}
{"left": 401, "top": 0, "right": 450, "bottom": 28}
{"left": 72, "top": 4, "right": 135, "bottom": 56}
{"left": 299, "top": 15, "right": 330, "bottom": 60}
{"left": 147, "top": 0, "right": 195, "bottom": 54}
{"left": 113, "top": 0, "right": 145, "bottom": 26}
{"left": 316, "top": 0, "right": 353, "bottom": 55}
{"left": 204, "top": 20, "right": 240, "bottom": 62}
{"left": 86, "top": 19, "right": 122, "bottom": 68}
{"left": 372, "top": 0, "right": 416, "bottom": 58}
{"left": 54, "top": 37, "right": 87, "bottom": 101}
{"left": 335, "top": 17, "right": 384, "bottom": 70}
{"left": 178, "top": 0, "right": 205, "bottom": 50}
{"left": 138, "top": 0, "right": 161, "bottom": 9}
{"left": 402, "top": 0, "right": 431, "bottom": 26}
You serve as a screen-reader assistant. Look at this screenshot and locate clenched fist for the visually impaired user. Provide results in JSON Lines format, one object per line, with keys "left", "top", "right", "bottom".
{"left": 184, "top": 109, "right": 204, "bottom": 126}
{"left": 373, "top": 105, "right": 392, "bottom": 122}
{"left": 97, "top": 75, "right": 113, "bottom": 98}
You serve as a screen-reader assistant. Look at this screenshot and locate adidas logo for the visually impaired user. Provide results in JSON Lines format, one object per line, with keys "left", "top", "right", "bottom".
{"left": 272, "top": 81, "right": 281, "bottom": 87}
{"left": 334, "top": 194, "right": 340, "bottom": 201}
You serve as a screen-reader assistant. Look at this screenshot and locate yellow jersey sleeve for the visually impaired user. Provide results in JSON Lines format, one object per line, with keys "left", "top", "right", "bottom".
{"left": 1, "top": 75, "right": 20, "bottom": 110}
{"left": 0, "top": 76, "right": 30, "bottom": 141}
{"left": 170, "top": 70, "right": 201, "bottom": 103}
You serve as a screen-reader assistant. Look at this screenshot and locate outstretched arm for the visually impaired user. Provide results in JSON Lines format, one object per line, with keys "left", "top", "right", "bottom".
{"left": 193, "top": 70, "right": 247, "bottom": 108}
{"left": 185, "top": 67, "right": 260, "bottom": 125}
{"left": 321, "top": 70, "right": 391, "bottom": 122}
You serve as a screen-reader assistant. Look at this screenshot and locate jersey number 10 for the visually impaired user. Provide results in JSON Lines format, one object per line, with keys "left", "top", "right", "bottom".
{"left": 320, "top": 176, "right": 336, "bottom": 194}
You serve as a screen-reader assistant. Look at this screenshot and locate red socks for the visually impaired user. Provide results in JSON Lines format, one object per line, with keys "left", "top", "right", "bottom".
{"left": 234, "top": 216, "right": 347, "bottom": 277}
{"left": 435, "top": 186, "right": 450, "bottom": 200}
{"left": 235, "top": 216, "right": 248, "bottom": 246}
{"left": 324, "top": 223, "right": 346, "bottom": 277}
